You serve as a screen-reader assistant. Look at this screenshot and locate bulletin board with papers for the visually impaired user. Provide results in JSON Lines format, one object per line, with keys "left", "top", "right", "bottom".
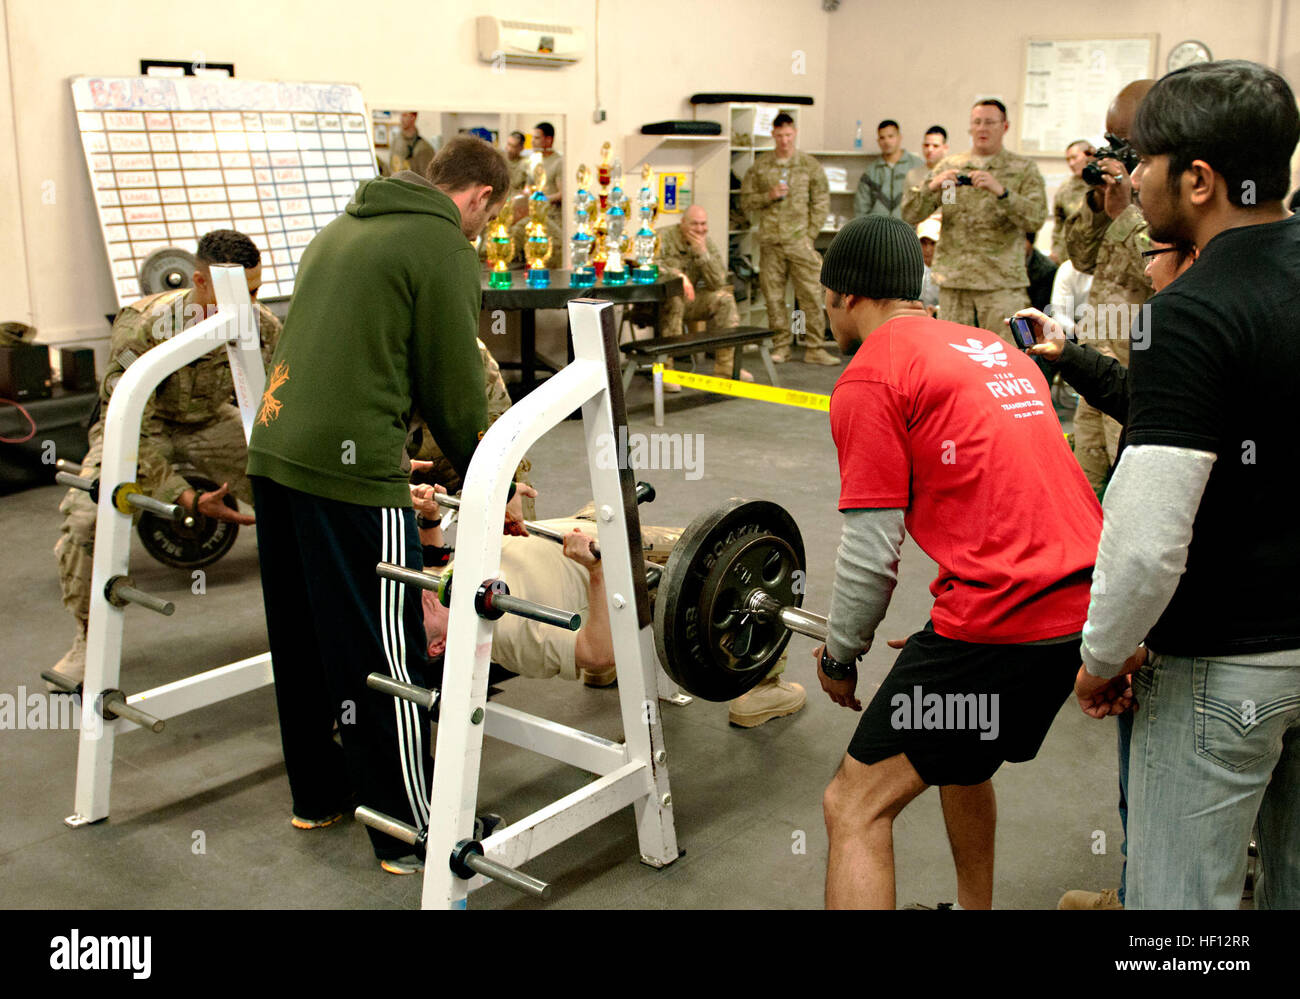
{"left": 71, "top": 76, "right": 375, "bottom": 305}
{"left": 1017, "top": 36, "right": 1157, "bottom": 154}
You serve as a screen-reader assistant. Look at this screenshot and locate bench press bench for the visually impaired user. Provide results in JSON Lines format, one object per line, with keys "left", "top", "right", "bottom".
{"left": 618, "top": 326, "right": 781, "bottom": 405}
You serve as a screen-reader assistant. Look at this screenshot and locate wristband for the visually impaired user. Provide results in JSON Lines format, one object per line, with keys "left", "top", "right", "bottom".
{"left": 507, "top": 481, "right": 517, "bottom": 502}
{"left": 997, "top": 188, "right": 1009, "bottom": 200}
{"left": 189, "top": 488, "right": 202, "bottom": 518}
{"left": 820, "top": 647, "right": 858, "bottom": 681}
{"left": 416, "top": 515, "right": 439, "bottom": 530}
{"left": 422, "top": 544, "right": 453, "bottom": 568}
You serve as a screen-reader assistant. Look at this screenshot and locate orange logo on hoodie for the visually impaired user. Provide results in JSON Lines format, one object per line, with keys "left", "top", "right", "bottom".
{"left": 257, "top": 361, "right": 289, "bottom": 426}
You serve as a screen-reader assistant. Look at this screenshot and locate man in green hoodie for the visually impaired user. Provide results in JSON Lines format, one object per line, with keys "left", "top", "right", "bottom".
{"left": 247, "top": 135, "right": 512, "bottom": 873}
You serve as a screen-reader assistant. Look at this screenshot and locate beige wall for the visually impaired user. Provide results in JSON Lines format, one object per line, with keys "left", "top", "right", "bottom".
{"left": 0, "top": 0, "right": 828, "bottom": 346}
{"left": 3, "top": 0, "right": 1297, "bottom": 346}
{"left": 824, "top": 0, "right": 1300, "bottom": 250}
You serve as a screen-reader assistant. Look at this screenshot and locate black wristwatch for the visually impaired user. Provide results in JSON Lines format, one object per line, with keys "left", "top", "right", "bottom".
{"left": 820, "top": 647, "right": 858, "bottom": 681}
{"left": 997, "top": 187, "right": 1009, "bottom": 200}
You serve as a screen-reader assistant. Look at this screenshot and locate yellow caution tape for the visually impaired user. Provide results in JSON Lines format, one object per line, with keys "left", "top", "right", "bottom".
{"left": 652, "top": 364, "right": 830, "bottom": 412}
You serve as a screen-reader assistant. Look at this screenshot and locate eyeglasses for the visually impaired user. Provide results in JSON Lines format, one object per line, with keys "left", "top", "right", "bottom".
{"left": 1141, "top": 246, "right": 1186, "bottom": 259}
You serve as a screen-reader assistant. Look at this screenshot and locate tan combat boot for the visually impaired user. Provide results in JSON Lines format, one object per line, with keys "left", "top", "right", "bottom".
{"left": 728, "top": 677, "right": 806, "bottom": 728}
{"left": 48, "top": 625, "right": 88, "bottom": 691}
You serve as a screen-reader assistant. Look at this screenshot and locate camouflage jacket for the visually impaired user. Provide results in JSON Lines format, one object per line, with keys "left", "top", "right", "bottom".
{"left": 740, "top": 151, "right": 830, "bottom": 245}
{"left": 901, "top": 148, "right": 1048, "bottom": 290}
{"left": 506, "top": 156, "right": 530, "bottom": 195}
{"left": 655, "top": 223, "right": 728, "bottom": 292}
{"left": 1052, "top": 176, "right": 1090, "bottom": 261}
{"left": 93, "top": 288, "right": 281, "bottom": 503}
{"left": 1063, "top": 199, "right": 1153, "bottom": 344}
{"left": 389, "top": 132, "right": 435, "bottom": 178}
{"left": 407, "top": 339, "right": 529, "bottom": 492}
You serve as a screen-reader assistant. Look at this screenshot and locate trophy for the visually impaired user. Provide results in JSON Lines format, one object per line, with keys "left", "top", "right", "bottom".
{"left": 596, "top": 141, "right": 613, "bottom": 211}
{"left": 570, "top": 164, "right": 597, "bottom": 288}
{"left": 601, "top": 159, "right": 630, "bottom": 285}
{"left": 485, "top": 200, "right": 515, "bottom": 289}
{"left": 632, "top": 162, "right": 659, "bottom": 284}
{"left": 524, "top": 162, "right": 552, "bottom": 288}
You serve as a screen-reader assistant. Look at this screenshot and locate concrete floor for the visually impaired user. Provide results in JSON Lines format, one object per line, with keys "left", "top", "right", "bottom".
{"left": 0, "top": 341, "right": 1126, "bottom": 910}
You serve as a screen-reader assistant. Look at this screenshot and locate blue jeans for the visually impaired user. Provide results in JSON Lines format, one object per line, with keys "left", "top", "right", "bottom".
{"left": 1116, "top": 709, "right": 1132, "bottom": 905}
{"left": 1126, "top": 653, "right": 1300, "bottom": 909}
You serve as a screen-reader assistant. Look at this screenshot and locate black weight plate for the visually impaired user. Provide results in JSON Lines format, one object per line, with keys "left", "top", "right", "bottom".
{"left": 654, "top": 498, "right": 805, "bottom": 701}
{"left": 135, "top": 475, "right": 239, "bottom": 570}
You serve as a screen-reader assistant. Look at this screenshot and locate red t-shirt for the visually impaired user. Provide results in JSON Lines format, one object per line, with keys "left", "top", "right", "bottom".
{"left": 829, "top": 316, "right": 1102, "bottom": 644}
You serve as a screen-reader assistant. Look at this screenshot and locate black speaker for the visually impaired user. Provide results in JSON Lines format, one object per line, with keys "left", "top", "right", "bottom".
{"left": 0, "top": 343, "right": 52, "bottom": 401}
{"left": 60, "top": 348, "right": 97, "bottom": 392}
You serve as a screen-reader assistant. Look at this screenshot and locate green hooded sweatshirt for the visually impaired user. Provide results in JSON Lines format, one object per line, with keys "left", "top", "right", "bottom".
{"left": 247, "top": 173, "right": 487, "bottom": 507}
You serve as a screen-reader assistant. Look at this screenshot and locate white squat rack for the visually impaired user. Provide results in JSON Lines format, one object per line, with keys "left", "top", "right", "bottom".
{"left": 364, "top": 298, "right": 680, "bottom": 908}
{"left": 58, "top": 278, "right": 684, "bottom": 907}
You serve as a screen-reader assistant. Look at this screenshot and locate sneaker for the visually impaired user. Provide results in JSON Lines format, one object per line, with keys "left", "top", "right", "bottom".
{"left": 581, "top": 666, "right": 617, "bottom": 688}
{"left": 291, "top": 812, "right": 345, "bottom": 830}
{"left": 728, "top": 678, "right": 805, "bottom": 728}
{"left": 803, "top": 349, "right": 841, "bottom": 366}
{"left": 1057, "top": 888, "right": 1123, "bottom": 910}
{"left": 380, "top": 854, "right": 424, "bottom": 875}
{"left": 46, "top": 628, "right": 88, "bottom": 692}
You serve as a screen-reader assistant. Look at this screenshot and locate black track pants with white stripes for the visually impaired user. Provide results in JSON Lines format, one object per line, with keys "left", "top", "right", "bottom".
{"left": 251, "top": 476, "right": 433, "bottom": 860}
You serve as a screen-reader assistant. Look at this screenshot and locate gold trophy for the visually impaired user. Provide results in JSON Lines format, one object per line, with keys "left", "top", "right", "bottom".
{"left": 486, "top": 200, "right": 515, "bottom": 289}
{"left": 524, "top": 162, "right": 553, "bottom": 287}
{"left": 632, "top": 162, "right": 659, "bottom": 284}
{"left": 570, "top": 164, "right": 597, "bottom": 288}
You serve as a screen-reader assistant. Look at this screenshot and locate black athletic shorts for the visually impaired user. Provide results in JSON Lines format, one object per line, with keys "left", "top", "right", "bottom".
{"left": 847, "top": 622, "right": 1080, "bottom": 786}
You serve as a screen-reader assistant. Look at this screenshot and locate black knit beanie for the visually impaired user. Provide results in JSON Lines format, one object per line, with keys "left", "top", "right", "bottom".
{"left": 820, "top": 214, "right": 925, "bottom": 300}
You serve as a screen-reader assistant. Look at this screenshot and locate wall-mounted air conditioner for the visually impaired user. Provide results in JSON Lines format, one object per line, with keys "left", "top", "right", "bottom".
{"left": 476, "top": 16, "right": 585, "bottom": 68}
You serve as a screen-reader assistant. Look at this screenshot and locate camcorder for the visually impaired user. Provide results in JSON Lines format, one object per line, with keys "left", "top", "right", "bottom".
{"left": 1082, "top": 134, "right": 1140, "bottom": 186}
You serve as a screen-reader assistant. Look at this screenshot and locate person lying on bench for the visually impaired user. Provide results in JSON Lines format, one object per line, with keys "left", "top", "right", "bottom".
{"left": 412, "top": 484, "right": 804, "bottom": 728}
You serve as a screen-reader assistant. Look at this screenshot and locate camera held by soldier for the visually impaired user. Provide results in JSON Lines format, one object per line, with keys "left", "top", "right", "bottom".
{"left": 1081, "top": 134, "right": 1140, "bottom": 186}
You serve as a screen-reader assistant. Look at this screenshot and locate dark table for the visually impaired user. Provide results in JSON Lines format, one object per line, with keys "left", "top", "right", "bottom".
{"left": 1, "top": 387, "right": 96, "bottom": 494}
{"left": 481, "top": 270, "right": 683, "bottom": 395}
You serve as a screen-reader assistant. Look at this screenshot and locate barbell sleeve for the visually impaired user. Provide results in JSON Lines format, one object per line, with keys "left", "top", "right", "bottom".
{"left": 98, "top": 690, "right": 165, "bottom": 733}
{"left": 55, "top": 470, "right": 96, "bottom": 496}
{"left": 462, "top": 851, "right": 552, "bottom": 899}
{"left": 55, "top": 459, "right": 84, "bottom": 475}
{"left": 477, "top": 582, "right": 581, "bottom": 632}
{"left": 778, "top": 606, "right": 829, "bottom": 643}
{"left": 105, "top": 576, "right": 175, "bottom": 616}
{"left": 120, "top": 489, "right": 191, "bottom": 525}
{"left": 376, "top": 562, "right": 440, "bottom": 592}
{"left": 366, "top": 672, "right": 439, "bottom": 711}
{"left": 355, "top": 806, "right": 421, "bottom": 848}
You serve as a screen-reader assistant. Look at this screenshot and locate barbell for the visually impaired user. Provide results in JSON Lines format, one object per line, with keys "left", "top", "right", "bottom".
{"left": 654, "top": 498, "right": 826, "bottom": 702}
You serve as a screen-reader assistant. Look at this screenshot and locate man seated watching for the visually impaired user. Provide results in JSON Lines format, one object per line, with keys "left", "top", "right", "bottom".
{"left": 50, "top": 229, "right": 279, "bottom": 687}
{"left": 656, "top": 204, "right": 755, "bottom": 385}
{"left": 411, "top": 484, "right": 805, "bottom": 728}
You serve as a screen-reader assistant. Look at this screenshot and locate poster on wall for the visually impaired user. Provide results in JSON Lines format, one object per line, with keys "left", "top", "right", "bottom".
{"left": 71, "top": 76, "right": 375, "bottom": 305}
{"left": 1018, "top": 36, "right": 1157, "bottom": 153}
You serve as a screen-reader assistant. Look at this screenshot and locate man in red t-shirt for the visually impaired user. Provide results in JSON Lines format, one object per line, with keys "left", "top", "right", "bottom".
{"left": 814, "top": 215, "right": 1101, "bottom": 909}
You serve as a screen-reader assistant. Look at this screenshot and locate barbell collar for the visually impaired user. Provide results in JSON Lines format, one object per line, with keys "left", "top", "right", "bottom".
{"left": 450, "top": 839, "right": 552, "bottom": 899}
{"left": 365, "top": 672, "right": 439, "bottom": 711}
{"left": 105, "top": 575, "right": 175, "bottom": 616}
{"left": 475, "top": 579, "right": 581, "bottom": 632}
{"left": 97, "top": 689, "right": 165, "bottom": 733}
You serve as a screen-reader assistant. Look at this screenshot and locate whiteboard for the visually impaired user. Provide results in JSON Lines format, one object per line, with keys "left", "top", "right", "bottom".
{"left": 1018, "top": 36, "right": 1157, "bottom": 154}
{"left": 71, "top": 76, "right": 375, "bottom": 305}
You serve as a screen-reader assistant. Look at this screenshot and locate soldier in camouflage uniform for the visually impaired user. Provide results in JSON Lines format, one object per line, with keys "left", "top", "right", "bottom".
{"left": 740, "top": 114, "right": 839, "bottom": 365}
{"left": 902, "top": 100, "right": 1047, "bottom": 340}
{"left": 389, "top": 112, "right": 435, "bottom": 178}
{"left": 406, "top": 338, "right": 535, "bottom": 519}
{"left": 51, "top": 231, "right": 279, "bottom": 685}
{"left": 1062, "top": 80, "right": 1155, "bottom": 495}
{"left": 1051, "top": 140, "right": 1095, "bottom": 262}
{"left": 655, "top": 205, "right": 754, "bottom": 381}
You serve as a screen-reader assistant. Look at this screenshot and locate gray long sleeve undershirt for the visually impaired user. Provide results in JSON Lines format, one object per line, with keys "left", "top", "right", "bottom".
{"left": 1080, "top": 444, "right": 1215, "bottom": 678}
{"left": 825, "top": 508, "right": 907, "bottom": 664}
